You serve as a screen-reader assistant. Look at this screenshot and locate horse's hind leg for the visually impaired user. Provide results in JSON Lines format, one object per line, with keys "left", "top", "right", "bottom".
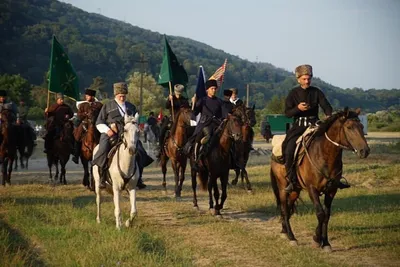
{"left": 308, "top": 187, "right": 333, "bottom": 251}
{"left": 161, "top": 155, "right": 168, "bottom": 190}
{"left": 241, "top": 168, "right": 252, "bottom": 191}
{"left": 231, "top": 168, "right": 240, "bottom": 185}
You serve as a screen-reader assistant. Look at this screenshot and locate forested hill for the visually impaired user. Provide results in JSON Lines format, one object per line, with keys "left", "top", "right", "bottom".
{"left": 1, "top": 0, "right": 399, "bottom": 112}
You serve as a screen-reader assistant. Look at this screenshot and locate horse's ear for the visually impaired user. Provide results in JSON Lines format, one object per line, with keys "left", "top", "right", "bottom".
{"left": 252, "top": 104, "right": 255, "bottom": 110}
{"left": 343, "top": 107, "right": 349, "bottom": 117}
{"left": 355, "top": 108, "right": 361, "bottom": 115}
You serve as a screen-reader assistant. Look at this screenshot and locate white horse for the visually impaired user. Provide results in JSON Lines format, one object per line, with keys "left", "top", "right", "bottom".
{"left": 93, "top": 113, "right": 140, "bottom": 230}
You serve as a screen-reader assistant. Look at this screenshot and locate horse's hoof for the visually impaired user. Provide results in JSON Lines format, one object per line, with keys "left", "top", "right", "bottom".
{"left": 247, "top": 189, "right": 253, "bottom": 194}
{"left": 312, "top": 241, "right": 321, "bottom": 248}
{"left": 289, "top": 240, "right": 298, "bottom": 246}
{"left": 209, "top": 209, "right": 216, "bottom": 215}
{"left": 125, "top": 220, "right": 131, "bottom": 228}
{"left": 231, "top": 180, "right": 238, "bottom": 186}
{"left": 322, "top": 246, "right": 332, "bottom": 253}
{"left": 96, "top": 218, "right": 101, "bottom": 224}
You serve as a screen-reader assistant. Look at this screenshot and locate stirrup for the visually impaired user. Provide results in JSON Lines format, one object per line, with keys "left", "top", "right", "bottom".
{"left": 284, "top": 182, "right": 294, "bottom": 193}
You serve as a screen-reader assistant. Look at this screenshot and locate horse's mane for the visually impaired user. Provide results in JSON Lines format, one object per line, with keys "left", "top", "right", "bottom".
{"left": 314, "top": 108, "right": 360, "bottom": 137}
{"left": 170, "top": 108, "right": 186, "bottom": 136}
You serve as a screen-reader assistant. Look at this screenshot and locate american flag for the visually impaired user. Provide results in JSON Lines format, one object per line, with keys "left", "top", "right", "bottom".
{"left": 209, "top": 59, "right": 227, "bottom": 87}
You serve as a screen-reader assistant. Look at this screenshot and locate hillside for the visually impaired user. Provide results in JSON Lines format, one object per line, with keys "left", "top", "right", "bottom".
{"left": 0, "top": 0, "right": 399, "bottom": 111}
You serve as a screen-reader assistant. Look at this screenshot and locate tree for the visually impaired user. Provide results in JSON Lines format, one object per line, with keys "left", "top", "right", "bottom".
{"left": 266, "top": 95, "right": 285, "bottom": 114}
{"left": 126, "top": 72, "right": 165, "bottom": 116}
{"left": 0, "top": 74, "right": 32, "bottom": 105}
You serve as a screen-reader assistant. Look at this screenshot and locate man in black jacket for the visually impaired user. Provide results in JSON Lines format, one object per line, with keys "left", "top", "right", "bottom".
{"left": 282, "top": 64, "right": 349, "bottom": 193}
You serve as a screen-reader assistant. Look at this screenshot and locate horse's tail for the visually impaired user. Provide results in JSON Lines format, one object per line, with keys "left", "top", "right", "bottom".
{"left": 270, "top": 166, "right": 281, "bottom": 209}
{"left": 197, "top": 168, "right": 208, "bottom": 191}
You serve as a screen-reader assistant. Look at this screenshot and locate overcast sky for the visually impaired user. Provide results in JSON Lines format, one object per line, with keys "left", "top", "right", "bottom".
{"left": 61, "top": 0, "right": 400, "bottom": 90}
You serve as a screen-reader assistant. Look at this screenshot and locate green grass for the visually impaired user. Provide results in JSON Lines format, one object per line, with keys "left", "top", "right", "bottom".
{"left": 1, "top": 143, "right": 399, "bottom": 266}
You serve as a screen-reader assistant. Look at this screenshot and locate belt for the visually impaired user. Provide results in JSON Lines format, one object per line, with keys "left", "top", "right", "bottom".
{"left": 295, "top": 116, "right": 317, "bottom": 127}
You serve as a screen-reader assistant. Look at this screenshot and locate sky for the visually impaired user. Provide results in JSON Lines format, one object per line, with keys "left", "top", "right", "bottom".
{"left": 61, "top": 0, "right": 400, "bottom": 90}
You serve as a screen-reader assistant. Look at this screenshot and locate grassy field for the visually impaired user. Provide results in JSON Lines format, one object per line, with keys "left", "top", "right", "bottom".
{"left": 1, "top": 142, "right": 399, "bottom": 266}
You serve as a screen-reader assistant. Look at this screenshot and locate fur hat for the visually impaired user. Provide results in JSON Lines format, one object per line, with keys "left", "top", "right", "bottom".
{"left": 113, "top": 82, "right": 128, "bottom": 95}
{"left": 0, "top": 90, "right": 6, "bottom": 97}
{"left": 205, "top": 79, "right": 218, "bottom": 90}
{"left": 295, "top": 64, "right": 313, "bottom": 78}
{"left": 56, "top": 92, "right": 64, "bottom": 100}
{"left": 174, "top": 84, "right": 184, "bottom": 94}
{"left": 223, "top": 89, "right": 232, "bottom": 97}
{"left": 84, "top": 88, "right": 96, "bottom": 97}
{"left": 229, "top": 88, "right": 238, "bottom": 94}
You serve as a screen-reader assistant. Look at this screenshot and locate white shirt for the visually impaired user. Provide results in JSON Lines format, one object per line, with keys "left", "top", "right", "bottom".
{"left": 230, "top": 98, "right": 240, "bottom": 105}
{"left": 96, "top": 99, "right": 127, "bottom": 134}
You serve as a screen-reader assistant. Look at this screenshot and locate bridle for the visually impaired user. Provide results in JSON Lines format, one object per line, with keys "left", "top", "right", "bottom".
{"left": 324, "top": 117, "right": 361, "bottom": 152}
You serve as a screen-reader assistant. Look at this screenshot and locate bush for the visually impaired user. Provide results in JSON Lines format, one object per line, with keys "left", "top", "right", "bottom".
{"left": 27, "top": 106, "right": 45, "bottom": 120}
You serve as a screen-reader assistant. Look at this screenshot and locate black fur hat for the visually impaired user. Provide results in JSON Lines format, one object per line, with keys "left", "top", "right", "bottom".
{"left": 205, "top": 79, "right": 218, "bottom": 89}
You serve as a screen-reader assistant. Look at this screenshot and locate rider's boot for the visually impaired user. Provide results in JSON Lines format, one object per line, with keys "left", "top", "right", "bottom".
{"left": 284, "top": 169, "right": 298, "bottom": 193}
{"left": 71, "top": 141, "right": 80, "bottom": 164}
{"left": 99, "top": 167, "right": 107, "bottom": 189}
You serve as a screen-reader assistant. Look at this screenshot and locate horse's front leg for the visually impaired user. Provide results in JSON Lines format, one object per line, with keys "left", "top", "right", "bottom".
{"left": 113, "top": 186, "right": 122, "bottom": 230}
{"left": 231, "top": 168, "right": 240, "bottom": 185}
{"left": 208, "top": 174, "right": 215, "bottom": 213}
{"left": 93, "top": 165, "right": 102, "bottom": 224}
{"left": 241, "top": 168, "right": 252, "bottom": 191}
{"left": 82, "top": 159, "right": 89, "bottom": 187}
{"left": 190, "top": 157, "right": 199, "bottom": 208}
{"left": 125, "top": 177, "right": 138, "bottom": 228}
{"left": 219, "top": 172, "right": 229, "bottom": 211}
{"left": 7, "top": 158, "right": 14, "bottom": 184}
{"left": 61, "top": 162, "right": 67, "bottom": 185}
{"left": 308, "top": 186, "right": 329, "bottom": 250}
{"left": 161, "top": 155, "right": 168, "bottom": 190}
{"left": 178, "top": 159, "right": 187, "bottom": 196}
{"left": 171, "top": 161, "right": 181, "bottom": 198}
{"left": 320, "top": 190, "right": 337, "bottom": 252}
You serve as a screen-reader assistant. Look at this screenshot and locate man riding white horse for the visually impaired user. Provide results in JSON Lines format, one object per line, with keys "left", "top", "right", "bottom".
{"left": 92, "top": 82, "right": 153, "bottom": 189}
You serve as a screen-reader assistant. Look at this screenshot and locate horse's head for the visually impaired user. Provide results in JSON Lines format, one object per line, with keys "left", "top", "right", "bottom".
{"left": 232, "top": 104, "right": 248, "bottom": 126}
{"left": 123, "top": 114, "right": 140, "bottom": 155}
{"left": 245, "top": 104, "right": 257, "bottom": 127}
{"left": 325, "top": 107, "right": 370, "bottom": 158}
{"left": 225, "top": 113, "right": 243, "bottom": 142}
{"left": 177, "top": 106, "right": 193, "bottom": 126}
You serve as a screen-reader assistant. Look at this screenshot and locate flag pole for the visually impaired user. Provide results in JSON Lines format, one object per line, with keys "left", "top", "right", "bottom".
{"left": 169, "top": 81, "right": 174, "bottom": 122}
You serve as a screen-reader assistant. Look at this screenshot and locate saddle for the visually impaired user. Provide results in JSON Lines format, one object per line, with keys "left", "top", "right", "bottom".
{"left": 271, "top": 126, "right": 318, "bottom": 164}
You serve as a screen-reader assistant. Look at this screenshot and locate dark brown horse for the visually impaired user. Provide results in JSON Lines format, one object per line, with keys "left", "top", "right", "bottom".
{"left": 158, "top": 107, "right": 193, "bottom": 197}
{"left": 0, "top": 109, "right": 18, "bottom": 186}
{"left": 46, "top": 120, "right": 74, "bottom": 184}
{"left": 190, "top": 113, "right": 243, "bottom": 215}
{"left": 78, "top": 109, "right": 101, "bottom": 190}
{"left": 14, "top": 123, "right": 36, "bottom": 170}
{"left": 270, "top": 108, "right": 370, "bottom": 251}
{"left": 231, "top": 104, "right": 256, "bottom": 191}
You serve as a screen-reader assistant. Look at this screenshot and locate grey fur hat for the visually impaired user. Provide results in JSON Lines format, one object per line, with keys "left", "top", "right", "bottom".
{"left": 295, "top": 64, "right": 313, "bottom": 78}
{"left": 113, "top": 82, "right": 128, "bottom": 95}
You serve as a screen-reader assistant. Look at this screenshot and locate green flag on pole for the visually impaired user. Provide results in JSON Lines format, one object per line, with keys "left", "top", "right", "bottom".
{"left": 157, "top": 35, "right": 188, "bottom": 90}
{"left": 48, "top": 36, "right": 79, "bottom": 100}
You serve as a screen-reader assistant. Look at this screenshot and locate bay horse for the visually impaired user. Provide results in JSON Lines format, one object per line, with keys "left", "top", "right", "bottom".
{"left": 46, "top": 119, "right": 74, "bottom": 184}
{"left": 270, "top": 108, "right": 370, "bottom": 251}
{"left": 231, "top": 104, "right": 256, "bottom": 191}
{"left": 0, "top": 108, "right": 18, "bottom": 186}
{"left": 190, "top": 113, "right": 243, "bottom": 215}
{"left": 92, "top": 114, "right": 140, "bottom": 230}
{"left": 158, "top": 107, "right": 193, "bottom": 197}
{"left": 79, "top": 108, "right": 101, "bottom": 190}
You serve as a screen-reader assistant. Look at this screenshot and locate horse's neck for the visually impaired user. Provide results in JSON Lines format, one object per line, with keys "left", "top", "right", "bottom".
{"left": 171, "top": 118, "right": 187, "bottom": 146}
{"left": 218, "top": 127, "right": 232, "bottom": 153}
{"left": 313, "top": 123, "right": 343, "bottom": 167}
{"left": 114, "top": 144, "right": 136, "bottom": 171}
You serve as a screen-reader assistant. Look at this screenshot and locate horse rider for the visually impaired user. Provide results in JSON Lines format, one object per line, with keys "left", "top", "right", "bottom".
{"left": 144, "top": 111, "right": 157, "bottom": 143}
{"left": 0, "top": 90, "right": 19, "bottom": 163}
{"left": 282, "top": 64, "right": 349, "bottom": 193}
{"left": 71, "top": 88, "right": 103, "bottom": 164}
{"left": 158, "top": 84, "right": 189, "bottom": 151}
{"left": 185, "top": 79, "right": 229, "bottom": 170}
{"left": 43, "top": 93, "right": 74, "bottom": 154}
{"left": 92, "top": 82, "right": 153, "bottom": 189}
{"left": 229, "top": 88, "right": 244, "bottom": 106}
{"left": 222, "top": 89, "right": 235, "bottom": 113}
{"left": 17, "top": 99, "right": 37, "bottom": 146}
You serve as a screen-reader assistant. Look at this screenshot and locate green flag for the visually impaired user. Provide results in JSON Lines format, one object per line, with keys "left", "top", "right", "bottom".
{"left": 48, "top": 36, "right": 79, "bottom": 100}
{"left": 157, "top": 35, "right": 188, "bottom": 90}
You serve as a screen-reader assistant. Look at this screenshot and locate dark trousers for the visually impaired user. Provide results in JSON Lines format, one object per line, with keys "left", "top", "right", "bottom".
{"left": 282, "top": 124, "right": 307, "bottom": 181}
{"left": 159, "top": 118, "right": 170, "bottom": 147}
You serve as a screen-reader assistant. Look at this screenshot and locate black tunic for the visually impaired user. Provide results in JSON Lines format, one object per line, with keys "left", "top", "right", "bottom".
{"left": 285, "top": 85, "right": 332, "bottom": 119}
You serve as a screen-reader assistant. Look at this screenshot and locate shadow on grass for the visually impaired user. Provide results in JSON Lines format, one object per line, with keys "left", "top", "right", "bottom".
{"left": 0, "top": 217, "right": 48, "bottom": 266}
